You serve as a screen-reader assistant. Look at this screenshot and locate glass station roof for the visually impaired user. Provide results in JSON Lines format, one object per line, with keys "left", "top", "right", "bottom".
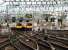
{"left": 0, "top": 0, "right": 68, "bottom": 15}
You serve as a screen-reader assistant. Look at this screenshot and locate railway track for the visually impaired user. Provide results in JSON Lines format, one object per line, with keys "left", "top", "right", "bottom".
{"left": 14, "top": 31, "right": 55, "bottom": 50}
{"left": 15, "top": 31, "right": 38, "bottom": 50}
{"left": 45, "top": 30, "right": 68, "bottom": 49}
{"left": 45, "top": 34, "right": 68, "bottom": 48}
{"left": 0, "top": 31, "right": 36, "bottom": 50}
{"left": 0, "top": 36, "right": 9, "bottom": 47}
{"left": 0, "top": 39, "right": 10, "bottom": 48}
{"left": 0, "top": 30, "right": 67, "bottom": 50}
{"left": 47, "top": 30, "right": 68, "bottom": 38}
{"left": 9, "top": 33, "right": 34, "bottom": 50}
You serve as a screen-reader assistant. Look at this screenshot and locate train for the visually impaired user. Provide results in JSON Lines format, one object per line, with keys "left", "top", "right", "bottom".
{"left": 10, "top": 22, "right": 32, "bottom": 31}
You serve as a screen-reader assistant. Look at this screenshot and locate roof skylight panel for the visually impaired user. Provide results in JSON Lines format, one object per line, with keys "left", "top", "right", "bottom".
{"left": 32, "top": 2, "right": 36, "bottom": 4}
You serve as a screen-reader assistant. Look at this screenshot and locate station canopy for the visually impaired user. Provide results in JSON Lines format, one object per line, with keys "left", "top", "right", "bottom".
{"left": 0, "top": 0, "right": 68, "bottom": 16}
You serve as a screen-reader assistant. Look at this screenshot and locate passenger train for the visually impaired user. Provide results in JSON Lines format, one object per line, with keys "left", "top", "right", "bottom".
{"left": 10, "top": 22, "right": 32, "bottom": 31}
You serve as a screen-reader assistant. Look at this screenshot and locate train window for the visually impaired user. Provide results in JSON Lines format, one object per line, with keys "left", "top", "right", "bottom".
{"left": 16, "top": 23, "right": 22, "bottom": 26}
{"left": 26, "top": 20, "right": 29, "bottom": 22}
{"left": 27, "top": 23, "right": 32, "bottom": 26}
{"left": 19, "top": 20, "right": 22, "bottom": 22}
